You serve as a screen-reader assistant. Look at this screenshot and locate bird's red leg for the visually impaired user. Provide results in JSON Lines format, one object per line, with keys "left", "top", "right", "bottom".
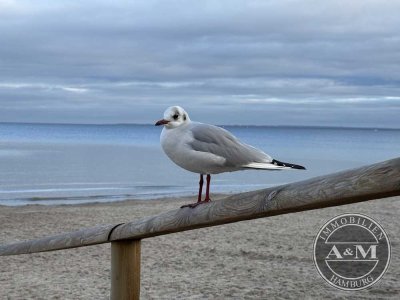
{"left": 197, "top": 174, "right": 204, "bottom": 203}
{"left": 204, "top": 174, "right": 211, "bottom": 202}
{"left": 181, "top": 174, "right": 211, "bottom": 209}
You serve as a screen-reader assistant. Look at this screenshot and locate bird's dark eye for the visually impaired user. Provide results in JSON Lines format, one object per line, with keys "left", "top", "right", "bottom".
{"left": 173, "top": 114, "right": 179, "bottom": 120}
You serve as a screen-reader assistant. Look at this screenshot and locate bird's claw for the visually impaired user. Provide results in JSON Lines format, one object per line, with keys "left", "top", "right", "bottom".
{"left": 181, "top": 200, "right": 211, "bottom": 209}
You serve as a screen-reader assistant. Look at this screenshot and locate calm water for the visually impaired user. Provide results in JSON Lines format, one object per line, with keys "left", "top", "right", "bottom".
{"left": 0, "top": 123, "right": 399, "bottom": 205}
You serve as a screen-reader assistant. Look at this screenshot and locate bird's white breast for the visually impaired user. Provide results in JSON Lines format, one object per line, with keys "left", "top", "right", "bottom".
{"left": 160, "top": 123, "right": 226, "bottom": 174}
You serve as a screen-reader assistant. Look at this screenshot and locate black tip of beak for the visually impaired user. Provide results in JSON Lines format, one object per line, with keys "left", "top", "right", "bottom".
{"left": 155, "top": 119, "right": 169, "bottom": 126}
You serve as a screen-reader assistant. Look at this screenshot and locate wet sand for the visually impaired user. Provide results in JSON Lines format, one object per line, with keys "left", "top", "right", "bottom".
{"left": 0, "top": 195, "right": 399, "bottom": 299}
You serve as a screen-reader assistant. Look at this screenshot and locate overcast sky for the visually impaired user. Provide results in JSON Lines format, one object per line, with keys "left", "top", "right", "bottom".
{"left": 0, "top": 0, "right": 399, "bottom": 127}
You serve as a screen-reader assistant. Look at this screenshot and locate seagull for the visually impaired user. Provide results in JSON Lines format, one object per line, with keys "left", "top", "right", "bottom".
{"left": 155, "top": 106, "right": 305, "bottom": 208}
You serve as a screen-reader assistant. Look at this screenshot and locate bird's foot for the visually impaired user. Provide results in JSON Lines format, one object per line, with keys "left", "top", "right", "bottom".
{"left": 181, "top": 200, "right": 211, "bottom": 209}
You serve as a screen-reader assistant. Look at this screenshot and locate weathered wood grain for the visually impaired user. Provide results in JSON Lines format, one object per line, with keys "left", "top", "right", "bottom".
{"left": 111, "top": 240, "right": 141, "bottom": 300}
{"left": 0, "top": 224, "right": 118, "bottom": 256}
{"left": 109, "top": 157, "right": 400, "bottom": 241}
{"left": 1, "top": 157, "right": 399, "bottom": 256}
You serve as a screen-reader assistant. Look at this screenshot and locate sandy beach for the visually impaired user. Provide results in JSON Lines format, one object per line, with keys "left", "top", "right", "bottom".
{"left": 0, "top": 195, "right": 399, "bottom": 299}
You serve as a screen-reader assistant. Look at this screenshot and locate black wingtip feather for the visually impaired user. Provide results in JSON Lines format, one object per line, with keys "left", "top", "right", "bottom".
{"left": 272, "top": 159, "right": 306, "bottom": 170}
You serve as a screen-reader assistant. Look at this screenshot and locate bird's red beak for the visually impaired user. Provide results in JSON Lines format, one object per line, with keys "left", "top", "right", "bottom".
{"left": 155, "top": 119, "right": 170, "bottom": 126}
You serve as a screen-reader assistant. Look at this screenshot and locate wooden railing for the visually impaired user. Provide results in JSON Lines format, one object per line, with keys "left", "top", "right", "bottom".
{"left": 1, "top": 158, "right": 400, "bottom": 299}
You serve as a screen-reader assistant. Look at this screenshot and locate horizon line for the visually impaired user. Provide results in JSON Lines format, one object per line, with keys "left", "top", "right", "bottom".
{"left": 0, "top": 121, "right": 399, "bottom": 131}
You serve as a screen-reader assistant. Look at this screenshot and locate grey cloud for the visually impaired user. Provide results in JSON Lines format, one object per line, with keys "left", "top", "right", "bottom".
{"left": 0, "top": 0, "right": 399, "bottom": 127}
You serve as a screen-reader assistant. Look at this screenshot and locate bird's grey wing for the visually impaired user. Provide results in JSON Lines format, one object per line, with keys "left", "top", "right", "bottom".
{"left": 188, "top": 123, "right": 272, "bottom": 167}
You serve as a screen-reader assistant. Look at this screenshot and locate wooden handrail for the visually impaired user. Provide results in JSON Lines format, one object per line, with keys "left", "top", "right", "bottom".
{"left": 1, "top": 157, "right": 399, "bottom": 256}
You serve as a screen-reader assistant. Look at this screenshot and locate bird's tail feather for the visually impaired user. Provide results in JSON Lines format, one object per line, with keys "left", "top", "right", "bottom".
{"left": 243, "top": 159, "right": 306, "bottom": 170}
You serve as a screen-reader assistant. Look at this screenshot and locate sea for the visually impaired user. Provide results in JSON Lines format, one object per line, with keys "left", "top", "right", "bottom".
{"left": 0, "top": 123, "right": 399, "bottom": 206}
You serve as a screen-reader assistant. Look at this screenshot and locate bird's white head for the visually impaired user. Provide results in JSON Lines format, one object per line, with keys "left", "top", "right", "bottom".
{"left": 155, "top": 106, "right": 190, "bottom": 129}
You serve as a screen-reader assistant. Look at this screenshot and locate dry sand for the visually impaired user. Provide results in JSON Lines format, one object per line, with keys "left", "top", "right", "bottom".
{"left": 0, "top": 195, "right": 399, "bottom": 299}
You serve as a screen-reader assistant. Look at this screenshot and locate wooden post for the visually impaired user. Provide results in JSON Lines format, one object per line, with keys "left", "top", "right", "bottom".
{"left": 111, "top": 239, "right": 141, "bottom": 300}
